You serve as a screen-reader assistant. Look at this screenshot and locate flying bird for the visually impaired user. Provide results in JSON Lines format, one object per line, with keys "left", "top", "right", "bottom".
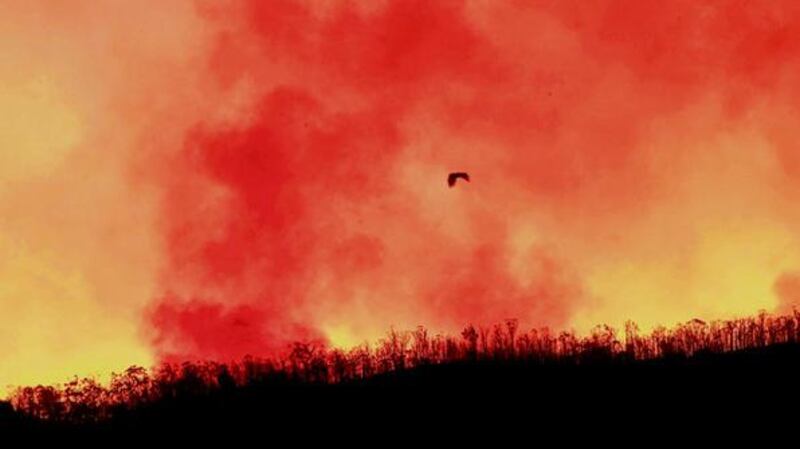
{"left": 448, "top": 172, "right": 470, "bottom": 188}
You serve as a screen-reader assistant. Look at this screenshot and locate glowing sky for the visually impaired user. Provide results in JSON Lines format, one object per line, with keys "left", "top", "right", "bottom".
{"left": 3, "top": 0, "right": 800, "bottom": 390}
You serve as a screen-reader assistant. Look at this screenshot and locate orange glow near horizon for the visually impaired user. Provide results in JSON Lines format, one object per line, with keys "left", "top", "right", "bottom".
{"left": 4, "top": 0, "right": 800, "bottom": 393}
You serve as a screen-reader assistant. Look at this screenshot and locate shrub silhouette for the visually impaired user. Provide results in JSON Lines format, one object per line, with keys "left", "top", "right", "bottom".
{"left": 7, "top": 309, "right": 800, "bottom": 426}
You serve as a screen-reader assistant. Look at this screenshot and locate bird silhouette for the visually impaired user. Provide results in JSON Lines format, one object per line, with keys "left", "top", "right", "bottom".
{"left": 448, "top": 172, "right": 470, "bottom": 187}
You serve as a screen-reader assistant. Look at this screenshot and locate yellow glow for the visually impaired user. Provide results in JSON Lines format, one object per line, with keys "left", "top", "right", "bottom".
{"left": 579, "top": 222, "right": 800, "bottom": 333}
{"left": 322, "top": 323, "right": 362, "bottom": 349}
{"left": 0, "top": 234, "right": 153, "bottom": 394}
{"left": 0, "top": 1, "right": 215, "bottom": 397}
{"left": 692, "top": 224, "right": 796, "bottom": 315}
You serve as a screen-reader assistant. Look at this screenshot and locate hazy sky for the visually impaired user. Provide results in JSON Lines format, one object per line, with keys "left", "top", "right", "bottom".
{"left": 3, "top": 0, "right": 800, "bottom": 391}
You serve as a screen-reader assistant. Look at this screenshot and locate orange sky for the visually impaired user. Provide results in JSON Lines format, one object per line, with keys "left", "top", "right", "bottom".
{"left": 3, "top": 0, "right": 800, "bottom": 391}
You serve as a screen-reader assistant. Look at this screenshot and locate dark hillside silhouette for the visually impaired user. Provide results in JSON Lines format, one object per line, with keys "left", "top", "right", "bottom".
{"left": 4, "top": 311, "right": 800, "bottom": 433}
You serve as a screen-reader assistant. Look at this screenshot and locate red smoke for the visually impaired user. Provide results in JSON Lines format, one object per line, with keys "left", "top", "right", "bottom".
{"left": 147, "top": 0, "right": 800, "bottom": 361}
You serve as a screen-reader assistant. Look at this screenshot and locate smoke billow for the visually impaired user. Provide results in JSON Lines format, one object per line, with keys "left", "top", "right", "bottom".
{"left": 147, "top": 0, "right": 800, "bottom": 360}
{"left": 5, "top": 1, "right": 800, "bottom": 378}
